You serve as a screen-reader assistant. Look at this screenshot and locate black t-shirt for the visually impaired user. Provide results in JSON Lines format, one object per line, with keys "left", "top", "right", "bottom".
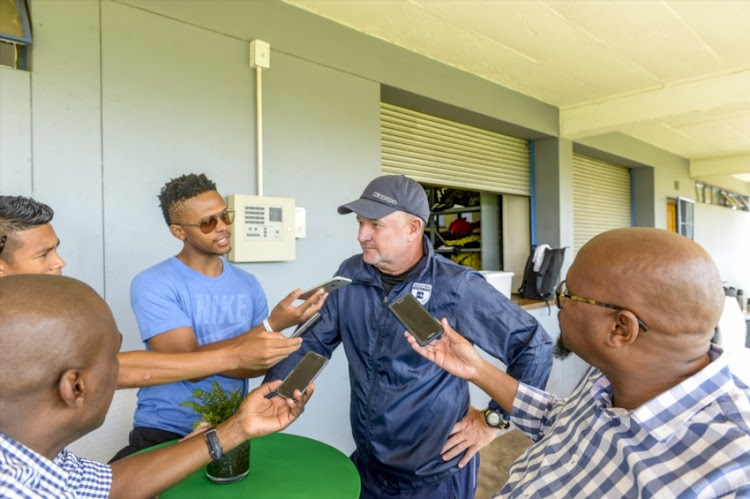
{"left": 379, "top": 256, "right": 426, "bottom": 295}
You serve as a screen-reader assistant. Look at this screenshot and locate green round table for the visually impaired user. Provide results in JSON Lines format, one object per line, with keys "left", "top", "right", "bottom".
{"left": 144, "top": 433, "right": 360, "bottom": 498}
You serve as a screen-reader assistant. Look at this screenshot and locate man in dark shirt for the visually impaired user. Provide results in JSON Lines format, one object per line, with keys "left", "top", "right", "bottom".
{"left": 266, "top": 174, "right": 553, "bottom": 498}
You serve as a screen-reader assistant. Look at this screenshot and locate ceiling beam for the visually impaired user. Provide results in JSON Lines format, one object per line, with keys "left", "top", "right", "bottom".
{"left": 560, "top": 70, "right": 750, "bottom": 139}
{"left": 691, "top": 154, "right": 750, "bottom": 177}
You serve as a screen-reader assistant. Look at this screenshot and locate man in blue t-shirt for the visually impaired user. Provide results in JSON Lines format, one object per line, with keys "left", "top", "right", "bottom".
{"left": 112, "top": 173, "right": 324, "bottom": 461}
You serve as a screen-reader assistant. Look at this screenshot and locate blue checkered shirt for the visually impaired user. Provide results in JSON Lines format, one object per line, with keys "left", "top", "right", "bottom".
{"left": 497, "top": 345, "right": 750, "bottom": 498}
{"left": 1, "top": 433, "right": 111, "bottom": 498}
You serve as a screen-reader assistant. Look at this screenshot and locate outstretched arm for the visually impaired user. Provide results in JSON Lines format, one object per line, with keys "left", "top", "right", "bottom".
{"left": 109, "top": 380, "right": 312, "bottom": 498}
{"left": 119, "top": 328, "right": 305, "bottom": 386}
{"left": 405, "top": 318, "right": 519, "bottom": 413}
{"left": 117, "top": 349, "right": 234, "bottom": 388}
{"left": 135, "top": 289, "right": 329, "bottom": 383}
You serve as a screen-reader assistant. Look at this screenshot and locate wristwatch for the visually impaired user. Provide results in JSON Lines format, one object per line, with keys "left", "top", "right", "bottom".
{"left": 204, "top": 426, "right": 224, "bottom": 460}
{"left": 484, "top": 408, "right": 510, "bottom": 429}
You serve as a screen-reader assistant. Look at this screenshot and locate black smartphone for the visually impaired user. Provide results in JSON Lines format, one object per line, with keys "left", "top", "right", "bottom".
{"left": 290, "top": 312, "right": 321, "bottom": 339}
{"left": 277, "top": 351, "right": 328, "bottom": 399}
{"left": 298, "top": 276, "right": 352, "bottom": 300}
{"left": 388, "top": 293, "right": 444, "bottom": 346}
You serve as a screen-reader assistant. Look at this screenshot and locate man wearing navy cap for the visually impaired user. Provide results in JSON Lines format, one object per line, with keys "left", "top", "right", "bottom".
{"left": 266, "top": 174, "right": 554, "bottom": 498}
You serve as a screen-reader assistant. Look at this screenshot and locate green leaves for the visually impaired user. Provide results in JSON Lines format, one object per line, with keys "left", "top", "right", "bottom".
{"left": 180, "top": 380, "right": 243, "bottom": 426}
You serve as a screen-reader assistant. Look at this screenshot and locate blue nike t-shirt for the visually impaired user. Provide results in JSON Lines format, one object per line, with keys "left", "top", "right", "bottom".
{"left": 130, "top": 256, "right": 268, "bottom": 435}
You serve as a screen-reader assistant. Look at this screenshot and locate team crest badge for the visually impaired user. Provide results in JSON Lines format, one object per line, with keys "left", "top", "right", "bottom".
{"left": 411, "top": 283, "right": 432, "bottom": 305}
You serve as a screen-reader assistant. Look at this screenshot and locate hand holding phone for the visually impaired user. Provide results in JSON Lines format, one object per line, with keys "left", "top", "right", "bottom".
{"left": 290, "top": 312, "right": 321, "bottom": 339}
{"left": 389, "top": 293, "right": 444, "bottom": 346}
{"left": 277, "top": 351, "right": 328, "bottom": 399}
{"left": 298, "top": 276, "right": 352, "bottom": 300}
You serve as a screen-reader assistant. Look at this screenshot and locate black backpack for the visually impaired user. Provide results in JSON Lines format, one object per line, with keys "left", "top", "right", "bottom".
{"left": 518, "top": 246, "right": 567, "bottom": 301}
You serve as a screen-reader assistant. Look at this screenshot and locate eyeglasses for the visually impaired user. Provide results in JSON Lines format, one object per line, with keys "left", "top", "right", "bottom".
{"left": 174, "top": 209, "right": 235, "bottom": 234}
{"left": 0, "top": 235, "right": 6, "bottom": 256}
{"left": 555, "top": 280, "right": 649, "bottom": 332}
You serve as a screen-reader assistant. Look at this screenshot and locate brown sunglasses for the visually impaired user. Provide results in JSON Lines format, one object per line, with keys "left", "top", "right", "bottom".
{"left": 175, "top": 209, "right": 235, "bottom": 234}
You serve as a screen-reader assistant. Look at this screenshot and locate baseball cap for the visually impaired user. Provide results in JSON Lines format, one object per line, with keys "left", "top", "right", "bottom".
{"left": 338, "top": 175, "right": 430, "bottom": 222}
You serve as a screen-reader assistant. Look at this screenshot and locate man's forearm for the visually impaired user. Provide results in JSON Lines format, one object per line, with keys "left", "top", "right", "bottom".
{"left": 195, "top": 323, "right": 302, "bottom": 378}
{"left": 109, "top": 428, "right": 212, "bottom": 497}
{"left": 192, "top": 331, "right": 260, "bottom": 379}
{"left": 108, "top": 415, "right": 247, "bottom": 498}
{"left": 126, "top": 323, "right": 299, "bottom": 387}
{"left": 117, "top": 349, "right": 239, "bottom": 388}
{"left": 471, "top": 358, "right": 520, "bottom": 414}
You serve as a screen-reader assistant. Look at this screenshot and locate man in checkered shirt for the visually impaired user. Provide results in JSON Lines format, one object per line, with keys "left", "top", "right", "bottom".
{"left": 0, "top": 275, "right": 311, "bottom": 498}
{"left": 407, "top": 227, "right": 750, "bottom": 498}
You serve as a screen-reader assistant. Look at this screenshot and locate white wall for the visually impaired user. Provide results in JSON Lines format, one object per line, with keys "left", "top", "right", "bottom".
{"left": 695, "top": 204, "right": 750, "bottom": 297}
{"left": 0, "top": 68, "right": 31, "bottom": 194}
{"left": 31, "top": 0, "right": 105, "bottom": 291}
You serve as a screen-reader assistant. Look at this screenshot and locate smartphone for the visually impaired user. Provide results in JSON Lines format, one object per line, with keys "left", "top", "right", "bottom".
{"left": 388, "top": 293, "right": 444, "bottom": 346}
{"left": 290, "top": 312, "right": 321, "bottom": 339}
{"left": 277, "top": 351, "right": 328, "bottom": 399}
{"left": 298, "top": 276, "right": 352, "bottom": 300}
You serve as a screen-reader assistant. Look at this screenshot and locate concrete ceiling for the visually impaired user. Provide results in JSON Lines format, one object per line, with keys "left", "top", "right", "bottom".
{"left": 284, "top": 0, "right": 750, "bottom": 184}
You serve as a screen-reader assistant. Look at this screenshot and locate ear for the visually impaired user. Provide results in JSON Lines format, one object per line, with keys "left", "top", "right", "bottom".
{"left": 169, "top": 224, "right": 186, "bottom": 241}
{"left": 58, "top": 368, "right": 86, "bottom": 408}
{"left": 606, "top": 310, "right": 641, "bottom": 348}
{"left": 406, "top": 217, "right": 423, "bottom": 241}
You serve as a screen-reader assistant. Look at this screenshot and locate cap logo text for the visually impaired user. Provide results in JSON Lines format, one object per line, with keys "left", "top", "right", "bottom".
{"left": 372, "top": 191, "right": 397, "bottom": 206}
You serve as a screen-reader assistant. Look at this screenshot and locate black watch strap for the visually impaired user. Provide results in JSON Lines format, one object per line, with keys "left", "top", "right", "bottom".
{"left": 204, "top": 426, "right": 223, "bottom": 460}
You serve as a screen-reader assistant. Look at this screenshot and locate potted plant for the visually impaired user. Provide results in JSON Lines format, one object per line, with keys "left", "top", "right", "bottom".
{"left": 181, "top": 381, "right": 250, "bottom": 483}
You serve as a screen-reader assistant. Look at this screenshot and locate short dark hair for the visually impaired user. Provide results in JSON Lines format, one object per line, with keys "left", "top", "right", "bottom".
{"left": 158, "top": 173, "right": 217, "bottom": 226}
{"left": 0, "top": 196, "right": 55, "bottom": 262}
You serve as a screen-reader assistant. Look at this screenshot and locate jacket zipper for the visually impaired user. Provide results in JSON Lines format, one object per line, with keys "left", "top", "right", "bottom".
{"left": 363, "top": 293, "right": 389, "bottom": 455}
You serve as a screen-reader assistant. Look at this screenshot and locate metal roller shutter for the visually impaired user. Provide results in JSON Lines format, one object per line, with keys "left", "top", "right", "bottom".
{"left": 572, "top": 154, "right": 632, "bottom": 252}
{"left": 380, "top": 102, "right": 530, "bottom": 195}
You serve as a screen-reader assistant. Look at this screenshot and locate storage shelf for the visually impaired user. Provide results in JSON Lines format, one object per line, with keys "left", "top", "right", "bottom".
{"left": 431, "top": 205, "right": 480, "bottom": 215}
{"left": 436, "top": 247, "right": 481, "bottom": 253}
{"left": 424, "top": 186, "right": 483, "bottom": 270}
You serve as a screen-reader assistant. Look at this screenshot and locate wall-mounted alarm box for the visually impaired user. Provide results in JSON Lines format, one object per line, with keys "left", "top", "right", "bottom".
{"left": 228, "top": 194, "right": 296, "bottom": 262}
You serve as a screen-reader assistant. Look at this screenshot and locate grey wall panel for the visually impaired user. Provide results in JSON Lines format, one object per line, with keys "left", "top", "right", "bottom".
{"left": 30, "top": 0, "right": 104, "bottom": 292}
{"left": 632, "top": 167, "right": 656, "bottom": 228}
{"left": 0, "top": 68, "right": 32, "bottom": 194}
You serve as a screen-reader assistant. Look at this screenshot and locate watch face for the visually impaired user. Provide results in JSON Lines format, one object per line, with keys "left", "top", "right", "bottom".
{"left": 486, "top": 411, "right": 501, "bottom": 426}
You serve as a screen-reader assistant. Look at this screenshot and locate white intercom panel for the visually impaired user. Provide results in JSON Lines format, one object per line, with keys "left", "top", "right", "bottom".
{"left": 228, "top": 194, "right": 296, "bottom": 262}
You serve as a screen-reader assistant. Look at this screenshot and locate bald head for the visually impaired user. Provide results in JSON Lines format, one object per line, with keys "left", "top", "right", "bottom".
{"left": 0, "top": 275, "right": 117, "bottom": 399}
{"left": 0, "top": 275, "right": 121, "bottom": 456}
{"left": 573, "top": 228, "right": 724, "bottom": 337}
